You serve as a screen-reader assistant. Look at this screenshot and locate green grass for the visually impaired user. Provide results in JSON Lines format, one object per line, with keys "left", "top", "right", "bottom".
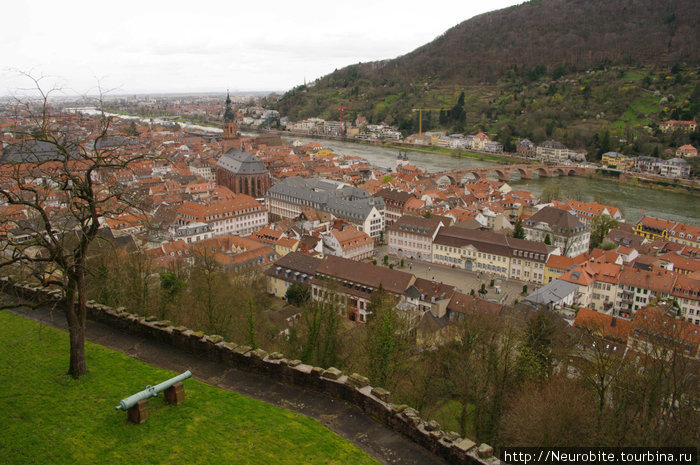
{"left": 611, "top": 92, "right": 660, "bottom": 129}
{"left": 426, "top": 400, "right": 475, "bottom": 439}
{"left": 384, "top": 143, "right": 505, "bottom": 162}
{"left": 0, "top": 311, "right": 379, "bottom": 465}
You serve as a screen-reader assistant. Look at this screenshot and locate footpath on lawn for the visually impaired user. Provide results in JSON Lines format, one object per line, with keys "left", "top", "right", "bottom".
{"left": 1, "top": 307, "right": 447, "bottom": 465}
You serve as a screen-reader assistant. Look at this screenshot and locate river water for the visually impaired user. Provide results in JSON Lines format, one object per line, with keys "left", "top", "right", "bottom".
{"left": 288, "top": 137, "right": 699, "bottom": 226}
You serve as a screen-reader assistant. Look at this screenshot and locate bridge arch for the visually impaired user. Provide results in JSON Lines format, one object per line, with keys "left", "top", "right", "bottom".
{"left": 436, "top": 175, "right": 456, "bottom": 185}
{"left": 493, "top": 169, "right": 509, "bottom": 181}
{"left": 516, "top": 167, "right": 530, "bottom": 179}
{"left": 461, "top": 171, "right": 480, "bottom": 182}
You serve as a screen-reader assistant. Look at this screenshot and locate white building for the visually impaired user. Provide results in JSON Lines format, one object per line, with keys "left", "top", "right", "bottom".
{"left": 659, "top": 157, "right": 690, "bottom": 178}
{"left": 524, "top": 206, "right": 590, "bottom": 257}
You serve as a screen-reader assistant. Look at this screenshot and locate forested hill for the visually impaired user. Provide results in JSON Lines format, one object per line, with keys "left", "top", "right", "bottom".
{"left": 367, "top": 0, "right": 698, "bottom": 84}
{"left": 275, "top": 0, "right": 700, "bottom": 155}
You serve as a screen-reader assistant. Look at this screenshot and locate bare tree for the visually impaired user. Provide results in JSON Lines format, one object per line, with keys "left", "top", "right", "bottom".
{"left": 439, "top": 311, "right": 521, "bottom": 441}
{"left": 0, "top": 73, "right": 146, "bottom": 378}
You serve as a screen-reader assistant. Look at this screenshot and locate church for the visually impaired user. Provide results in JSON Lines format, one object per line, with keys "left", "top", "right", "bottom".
{"left": 215, "top": 93, "right": 272, "bottom": 198}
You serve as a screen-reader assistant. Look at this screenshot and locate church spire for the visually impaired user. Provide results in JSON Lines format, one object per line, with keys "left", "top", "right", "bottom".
{"left": 224, "top": 89, "right": 235, "bottom": 123}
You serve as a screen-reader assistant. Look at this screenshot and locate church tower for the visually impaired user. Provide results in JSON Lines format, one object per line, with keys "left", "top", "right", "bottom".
{"left": 222, "top": 91, "right": 239, "bottom": 153}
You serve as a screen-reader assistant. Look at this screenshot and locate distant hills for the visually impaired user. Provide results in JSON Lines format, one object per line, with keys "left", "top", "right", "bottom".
{"left": 274, "top": 0, "right": 700, "bottom": 160}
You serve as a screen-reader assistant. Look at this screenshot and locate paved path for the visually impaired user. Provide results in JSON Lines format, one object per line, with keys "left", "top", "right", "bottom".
{"left": 7, "top": 304, "right": 448, "bottom": 465}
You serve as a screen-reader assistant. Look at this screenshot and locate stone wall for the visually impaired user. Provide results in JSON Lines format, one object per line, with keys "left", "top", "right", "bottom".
{"left": 1, "top": 278, "right": 497, "bottom": 465}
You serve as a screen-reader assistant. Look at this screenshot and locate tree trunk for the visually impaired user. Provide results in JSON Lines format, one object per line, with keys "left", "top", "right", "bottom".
{"left": 68, "top": 322, "right": 87, "bottom": 378}
{"left": 65, "top": 276, "right": 88, "bottom": 378}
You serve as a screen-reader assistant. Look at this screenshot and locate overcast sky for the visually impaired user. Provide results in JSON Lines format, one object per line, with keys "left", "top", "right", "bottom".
{"left": 3, "top": 0, "right": 522, "bottom": 96}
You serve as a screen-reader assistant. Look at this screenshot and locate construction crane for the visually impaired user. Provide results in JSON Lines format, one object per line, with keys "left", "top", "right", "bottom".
{"left": 412, "top": 107, "right": 449, "bottom": 137}
{"left": 337, "top": 104, "right": 350, "bottom": 136}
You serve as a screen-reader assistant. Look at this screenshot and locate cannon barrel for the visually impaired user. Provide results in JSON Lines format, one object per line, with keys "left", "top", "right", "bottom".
{"left": 116, "top": 370, "right": 192, "bottom": 411}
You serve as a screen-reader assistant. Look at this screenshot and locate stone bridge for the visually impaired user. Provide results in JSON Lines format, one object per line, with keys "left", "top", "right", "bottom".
{"left": 429, "top": 164, "right": 593, "bottom": 184}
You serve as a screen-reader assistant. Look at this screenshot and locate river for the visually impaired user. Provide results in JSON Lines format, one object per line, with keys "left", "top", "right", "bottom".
{"left": 287, "top": 137, "right": 699, "bottom": 226}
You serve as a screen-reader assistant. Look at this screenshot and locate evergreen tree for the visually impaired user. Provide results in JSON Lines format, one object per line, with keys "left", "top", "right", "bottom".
{"left": 517, "top": 311, "right": 555, "bottom": 380}
{"left": 364, "top": 285, "right": 409, "bottom": 389}
{"left": 513, "top": 218, "right": 526, "bottom": 239}
{"left": 590, "top": 214, "right": 619, "bottom": 250}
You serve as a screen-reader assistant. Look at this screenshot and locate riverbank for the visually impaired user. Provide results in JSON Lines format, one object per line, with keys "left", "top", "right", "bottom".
{"left": 382, "top": 142, "right": 530, "bottom": 165}
{"left": 592, "top": 170, "right": 700, "bottom": 197}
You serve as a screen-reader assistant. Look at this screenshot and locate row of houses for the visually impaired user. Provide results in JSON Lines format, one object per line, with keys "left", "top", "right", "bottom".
{"left": 265, "top": 251, "right": 502, "bottom": 325}
{"left": 602, "top": 152, "right": 692, "bottom": 178}
{"left": 529, "top": 256, "right": 700, "bottom": 326}
{"left": 516, "top": 139, "right": 586, "bottom": 162}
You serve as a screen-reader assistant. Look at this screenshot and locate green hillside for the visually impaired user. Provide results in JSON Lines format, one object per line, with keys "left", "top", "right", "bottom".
{"left": 274, "top": 0, "right": 700, "bottom": 160}
{"left": 0, "top": 311, "right": 378, "bottom": 465}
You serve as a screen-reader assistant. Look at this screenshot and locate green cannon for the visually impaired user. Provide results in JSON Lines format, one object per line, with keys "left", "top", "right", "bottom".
{"left": 115, "top": 370, "right": 192, "bottom": 411}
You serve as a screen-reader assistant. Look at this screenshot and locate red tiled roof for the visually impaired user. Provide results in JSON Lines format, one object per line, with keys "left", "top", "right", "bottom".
{"left": 574, "top": 308, "right": 632, "bottom": 342}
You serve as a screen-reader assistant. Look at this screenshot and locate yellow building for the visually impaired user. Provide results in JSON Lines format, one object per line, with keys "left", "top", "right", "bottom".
{"left": 634, "top": 216, "right": 675, "bottom": 241}
{"left": 544, "top": 254, "right": 589, "bottom": 283}
{"left": 274, "top": 237, "right": 299, "bottom": 257}
{"left": 431, "top": 227, "right": 551, "bottom": 284}
{"left": 633, "top": 216, "right": 700, "bottom": 249}
{"left": 601, "top": 151, "right": 632, "bottom": 170}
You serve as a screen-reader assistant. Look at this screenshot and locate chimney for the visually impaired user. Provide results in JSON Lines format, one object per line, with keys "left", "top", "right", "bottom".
{"left": 611, "top": 317, "right": 617, "bottom": 327}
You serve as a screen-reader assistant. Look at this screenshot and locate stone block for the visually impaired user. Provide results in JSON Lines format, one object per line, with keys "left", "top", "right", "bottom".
{"left": 477, "top": 443, "right": 494, "bottom": 458}
{"left": 321, "top": 367, "right": 342, "bottom": 380}
{"left": 250, "top": 348, "right": 268, "bottom": 360}
{"left": 371, "top": 387, "right": 391, "bottom": 402}
{"left": 453, "top": 438, "right": 476, "bottom": 453}
{"left": 206, "top": 335, "right": 224, "bottom": 344}
{"left": 218, "top": 342, "right": 238, "bottom": 351}
{"left": 444, "top": 431, "right": 461, "bottom": 443}
{"left": 424, "top": 420, "right": 440, "bottom": 431}
{"left": 268, "top": 352, "right": 284, "bottom": 360}
{"left": 285, "top": 359, "right": 302, "bottom": 367}
{"left": 391, "top": 404, "right": 409, "bottom": 414}
{"left": 190, "top": 331, "right": 205, "bottom": 338}
{"left": 293, "top": 364, "right": 313, "bottom": 374}
{"left": 346, "top": 373, "right": 370, "bottom": 389}
{"left": 234, "top": 345, "right": 252, "bottom": 355}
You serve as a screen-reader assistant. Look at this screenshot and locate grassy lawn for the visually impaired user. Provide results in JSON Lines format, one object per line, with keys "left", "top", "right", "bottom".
{"left": 0, "top": 311, "right": 378, "bottom": 465}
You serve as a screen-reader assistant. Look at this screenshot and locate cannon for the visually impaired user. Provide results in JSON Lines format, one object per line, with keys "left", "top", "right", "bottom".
{"left": 116, "top": 370, "right": 192, "bottom": 410}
